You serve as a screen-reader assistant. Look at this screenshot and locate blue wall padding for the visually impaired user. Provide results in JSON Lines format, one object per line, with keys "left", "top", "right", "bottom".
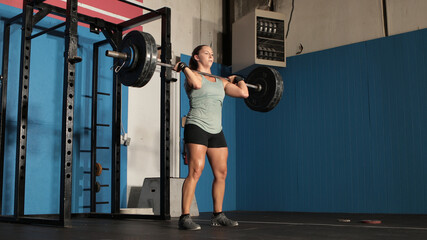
{"left": 180, "top": 55, "right": 236, "bottom": 212}
{"left": 236, "top": 29, "right": 427, "bottom": 214}
{"left": 1, "top": 4, "right": 128, "bottom": 214}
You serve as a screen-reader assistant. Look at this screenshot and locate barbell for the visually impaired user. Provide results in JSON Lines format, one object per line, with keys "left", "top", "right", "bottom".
{"left": 106, "top": 50, "right": 263, "bottom": 91}
{"left": 106, "top": 30, "right": 284, "bottom": 112}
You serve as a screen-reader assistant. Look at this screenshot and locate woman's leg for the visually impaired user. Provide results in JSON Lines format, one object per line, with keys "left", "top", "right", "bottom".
{"left": 206, "top": 147, "right": 238, "bottom": 227}
{"left": 181, "top": 143, "right": 207, "bottom": 214}
{"left": 207, "top": 147, "right": 228, "bottom": 213}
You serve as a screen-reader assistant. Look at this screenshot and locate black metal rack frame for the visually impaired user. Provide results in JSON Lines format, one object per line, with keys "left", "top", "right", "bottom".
{"left": 0, "top": 0, "right": 171, "bottom": 227}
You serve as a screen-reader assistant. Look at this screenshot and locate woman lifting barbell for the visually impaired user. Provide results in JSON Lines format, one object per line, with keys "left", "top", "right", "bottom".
{"left": 174, "top": 45, "right": 249, "bottom": 230}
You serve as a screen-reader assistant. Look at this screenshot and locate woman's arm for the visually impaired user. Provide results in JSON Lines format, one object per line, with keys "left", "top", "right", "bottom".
{"left": 174, "top": 62, "right": 202, "bottom": 89}
{"left": 223, "top": 75, "right": 249, "bottom": 98}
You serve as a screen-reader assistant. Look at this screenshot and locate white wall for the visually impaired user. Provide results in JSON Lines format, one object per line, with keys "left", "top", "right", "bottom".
{"left": 276, "top": 0, "right": 384, "bottom": 56}
{"left": 233, "top": 0, "right": 427, "bottom": 57}
{"left": 386, "top": 0, "right": 427, "bottom": 35}
{"left": 126, "top": 0, "right": 224, "bottom": 201}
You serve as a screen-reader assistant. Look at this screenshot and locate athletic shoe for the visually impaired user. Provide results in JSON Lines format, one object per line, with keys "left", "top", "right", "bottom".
{"left": 210, "top": 213, "right": 239, "bottom": 227}
{"left": 178, "top": 215, "right": 201, "bottom": 230}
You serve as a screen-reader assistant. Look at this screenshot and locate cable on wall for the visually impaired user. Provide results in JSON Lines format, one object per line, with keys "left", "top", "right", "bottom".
{"left": 286, "top": 0, "right": 295, "bottom": 39}
{"left": 382, "top": 0, "right": 389, "bottom": 37}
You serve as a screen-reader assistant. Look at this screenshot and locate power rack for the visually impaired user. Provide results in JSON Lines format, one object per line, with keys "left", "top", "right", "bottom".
{"left": 0, "top": 0, "right": 172, "bottom": 227}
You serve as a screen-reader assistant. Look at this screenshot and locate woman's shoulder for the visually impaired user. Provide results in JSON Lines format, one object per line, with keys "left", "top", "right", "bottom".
{"left": 190, "top": 70, "right": 203, "bottom": 80}
{"left": 219, "top": 77, "right": 230, "bottom": 87}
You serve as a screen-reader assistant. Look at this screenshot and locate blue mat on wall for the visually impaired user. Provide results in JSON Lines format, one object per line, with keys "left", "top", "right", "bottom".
{"left": 236, "top": 29, "right": 427, "bottom": 214}
{"left": 0, "top": 4, "right": 129, "bottom": 215}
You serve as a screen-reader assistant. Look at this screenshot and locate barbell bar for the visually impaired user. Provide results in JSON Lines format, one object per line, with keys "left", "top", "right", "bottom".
{"left": 105, "top": 50, "right": 262, "bottom": 92}
{"left": 106, "top": 30, "right": 283, "bottom": 112}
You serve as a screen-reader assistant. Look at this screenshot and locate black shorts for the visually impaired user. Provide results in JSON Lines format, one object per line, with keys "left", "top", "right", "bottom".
{"left": 184, "top": 124, "right": 227, "bottom": 148}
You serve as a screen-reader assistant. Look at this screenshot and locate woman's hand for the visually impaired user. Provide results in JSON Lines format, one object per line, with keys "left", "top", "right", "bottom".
{"left": 174, "top": 62, "right": 188, "bottom": 72}
{"left": 227, "top": 75, "right": 244, "bottom": 84}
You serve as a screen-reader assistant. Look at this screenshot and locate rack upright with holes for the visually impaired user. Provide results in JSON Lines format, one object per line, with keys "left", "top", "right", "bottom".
{"left": 0, "top": 0, "right": 172, "bottom": 227}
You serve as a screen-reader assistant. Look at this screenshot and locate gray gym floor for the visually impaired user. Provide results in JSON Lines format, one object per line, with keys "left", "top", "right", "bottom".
{"left": 1, "top": 211, "right": 426, "bottom": 240}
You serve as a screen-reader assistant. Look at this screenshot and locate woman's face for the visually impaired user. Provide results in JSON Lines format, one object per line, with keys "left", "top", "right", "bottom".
{"left": 195, "top": 46, "right": 214, "bottom": 68}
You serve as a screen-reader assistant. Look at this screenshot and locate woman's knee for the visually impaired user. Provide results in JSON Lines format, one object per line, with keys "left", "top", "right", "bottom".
{"left": 188, "top": 160, "right": 205, "bottom": 181}
{"left": 214, "top": 167, "right": 227, "bottom": 181}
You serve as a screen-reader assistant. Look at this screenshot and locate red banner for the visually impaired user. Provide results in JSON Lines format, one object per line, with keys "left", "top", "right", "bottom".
{"left": 0, "top": 0, "right": 144, "bottom": 30}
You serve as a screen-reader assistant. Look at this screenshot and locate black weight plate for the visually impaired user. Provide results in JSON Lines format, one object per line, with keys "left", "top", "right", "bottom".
{"left": 133, "top": 31, "right": 158, "bottom": 87}
{"left": 118, "top": 31, "right": 157, "bottom": 87}
{"left": 244, "top": 66, "right": 283, "bottom": 112}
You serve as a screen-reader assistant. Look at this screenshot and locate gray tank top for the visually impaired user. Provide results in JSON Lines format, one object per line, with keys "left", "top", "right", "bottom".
{"left": 185, "top": 75, "right": 225, "bottom": 134}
